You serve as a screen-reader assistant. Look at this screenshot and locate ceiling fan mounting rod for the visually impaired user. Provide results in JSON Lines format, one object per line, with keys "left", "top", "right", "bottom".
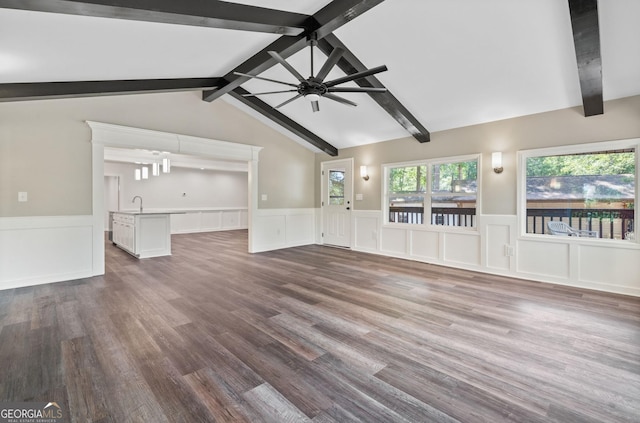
{"left": 308, "top": 32, "right": 318, "bottom": 78}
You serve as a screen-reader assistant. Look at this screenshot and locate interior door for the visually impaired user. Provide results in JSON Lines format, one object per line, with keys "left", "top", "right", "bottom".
{"left": 322, "top": 159, "right": 353, "bottom": 247}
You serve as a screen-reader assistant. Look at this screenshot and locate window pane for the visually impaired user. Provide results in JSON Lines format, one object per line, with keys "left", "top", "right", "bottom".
{"left": 389, "top": 195, "right": 424, "bottom": 224}
{"left": 431, "top": 160, "right": 477, "bottom": 227}
{"left": 526, "top": 149, "right": 635, "bottom": 239}
{"left": 389, "top": 166, "right": 427, "bottom": 194}
{"left": 431, "top": 161, "right": 477, "bottom": 193}
{"left": 388, "top": 165, "right": 426, "bottom": 224}
{"left": 328, "top": 170, "right": 345, "bottom": 205}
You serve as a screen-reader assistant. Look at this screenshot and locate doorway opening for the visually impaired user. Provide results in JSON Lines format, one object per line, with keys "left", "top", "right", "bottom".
{"left": 90, "top": 121, "right": 261, "bottom": 276}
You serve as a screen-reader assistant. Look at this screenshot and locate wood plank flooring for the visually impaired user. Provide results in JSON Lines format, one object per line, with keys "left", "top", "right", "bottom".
{"left": 1, "top": 230, "right": 639, "bottom": 422}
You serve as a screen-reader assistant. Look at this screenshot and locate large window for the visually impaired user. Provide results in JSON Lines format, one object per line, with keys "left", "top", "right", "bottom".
{"left": 385, "top": 155, "right": 479, "bottom": 228}
{"left": 522, "top": 141, "right": 637, "bottom": 241}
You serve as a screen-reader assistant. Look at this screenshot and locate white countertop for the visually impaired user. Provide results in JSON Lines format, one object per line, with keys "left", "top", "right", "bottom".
{"left": 111, "top": 208, "right": 247, "bottom": 215}
{"left": 111, "top": 210, "right": 185, "bottom": 215}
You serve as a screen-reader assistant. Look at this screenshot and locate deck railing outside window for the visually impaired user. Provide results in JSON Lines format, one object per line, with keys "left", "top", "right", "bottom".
{"left": 526, "top": 208, "right": 634, "bottom": 240}
{"left": 389, "top": 207, "right": 476, "bottom": 227}
{"left": 388, "top": 206, "right": 634, "bottom": 239}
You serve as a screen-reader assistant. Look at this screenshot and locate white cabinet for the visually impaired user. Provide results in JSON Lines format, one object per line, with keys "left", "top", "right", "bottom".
{"left": 112, "top": 212, "right": 171, "bottom": 258}
{"left": 113, "top": 213, "right": 135, "bottom": 253}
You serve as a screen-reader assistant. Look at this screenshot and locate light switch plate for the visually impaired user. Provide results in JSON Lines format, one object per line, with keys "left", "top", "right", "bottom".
{"left": 261, "top": 194, "right": 268, "bottom": 201}
{"left": 355, "top": 193, "right": 363, "bottom": 201}
{"left": 18, "top": 192, "right": 28, "bottom": 202}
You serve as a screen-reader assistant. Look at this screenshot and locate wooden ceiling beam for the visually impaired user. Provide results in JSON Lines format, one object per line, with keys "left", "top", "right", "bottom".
{"left": 0, "top": 78, "right": 222, "bottom": 102}
{"left": 0, "top": 0, "right": 310, "bottom": 35}
{"left": 203, "top": 0, "right": 386, "bottom": 102}
{"left": 568, "top": 0, "right": 603, "bottom": 116}
{"left": 229, "top": 87, "right": 338, "bottom": 156}
{"left": 317, "top": 34, "right": 430, "bottom": 143}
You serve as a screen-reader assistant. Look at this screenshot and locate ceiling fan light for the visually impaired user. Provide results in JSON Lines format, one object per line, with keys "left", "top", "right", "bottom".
{"left": 306, "top": 93, "right": 320, "bottom": 102}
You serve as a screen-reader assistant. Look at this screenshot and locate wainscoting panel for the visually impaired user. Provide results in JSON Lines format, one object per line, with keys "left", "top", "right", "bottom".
{"left": 353, "top": 211, "right": 380, "bottom": 252}
{"left": 443, "top": 232, "right": 481, "bottom": 266}
{"left": 170, "top": 209, "right": 247, "bottom": 234}
{"left": 482, "top": 215, "right": 517, "bottom": 271}
{"left": 579, "top": 243, "right": 640, "bottom": 292}
{"left": 0, "top": 216, "right": 94, "bottom": 290}
{"left": 486, "top": 224, "right": 511, "bottom": 270}
{"left": 252, "top": 209, "right": 316, "bottom": 253}
{"left": 285, "top": 212, "right": 315, "bottom": 247}
{"left": 517, "top": 239, "right": 571, "bottom": 279}
{"left": 201, "top": 211, "right": 223, "bottom": 231}
{"left": 409, "top": 230, "right": 439, "bottom": 260}
{"left": 380, "top": 227, "right": 408, "bottom": 256}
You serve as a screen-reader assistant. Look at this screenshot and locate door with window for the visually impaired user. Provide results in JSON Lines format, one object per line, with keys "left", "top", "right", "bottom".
{"left": 322, "top": 159, "right": 353, "bottom": 247}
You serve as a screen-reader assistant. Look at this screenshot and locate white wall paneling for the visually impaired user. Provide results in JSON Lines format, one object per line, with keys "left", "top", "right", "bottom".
{"left": 352, "top": 210, "right": 380, "bottom": 252}
{"left": 170, "top": 209, "right": 248, "bottom": 234}
{"left": 0, "top": 216, "right": 94, "bottom": 289}
{"left": 578, "top": 244, "right": 640, "bottom": 293}
{"left": 442, "top": 232, "right": 481, "bottom": 266}
{"left": 517, "top": 239, "right": 571, "bottom": 279}
{"left": 252, "top": 209, "right": 316, "bottom": 253}
{"left": 481, "top": 215, "right": 517, "bottom": 272}
{"left": 380, "top": 226, "right": 408, "bottom": 256}
{"left": 410, "top": 230, "right": 439, "bottom": 260}
{"left": 352, "top": 211, "right": 639, "bottom": 296}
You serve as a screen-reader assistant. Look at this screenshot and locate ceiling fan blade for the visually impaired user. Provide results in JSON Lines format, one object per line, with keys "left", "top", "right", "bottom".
{"left": 314, "top": 47, "right": 344, "bottom": 82}
{"left": 324, "top": 65, "right": 388, "bottom": 88}
{"left": 324, "top": 93, "right": 358, "bottom": 107}
{"left": 233, "top": 72, "right": 298, "bottom": 88}
{"left": 275, "top": 94, "right": 303, "bottom": 109}
{"left": 311, "top": 100, "right": 320, "bottom": 113}
{"left": 327, "top": 87, "right": 387, "bottom": 93}
{"left": 241, "top": 90, "right": 298, "bottom": 96}
{"left": 268, "top": 51, "right": 306, "bottom": 82}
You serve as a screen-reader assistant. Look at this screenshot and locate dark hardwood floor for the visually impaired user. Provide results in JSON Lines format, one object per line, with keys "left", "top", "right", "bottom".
{"left": 1, "top": 230, "right": 639, "bottom": 422}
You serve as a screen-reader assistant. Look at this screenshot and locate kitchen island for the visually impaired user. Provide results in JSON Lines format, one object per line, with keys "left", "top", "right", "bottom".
{"left": 112, "top": 211, "right": 172, "bottom": 258}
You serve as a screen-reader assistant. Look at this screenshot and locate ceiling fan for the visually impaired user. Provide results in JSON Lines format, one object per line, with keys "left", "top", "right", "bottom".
{"left": 235, "top": 37, "right": 388, "bottom": 113}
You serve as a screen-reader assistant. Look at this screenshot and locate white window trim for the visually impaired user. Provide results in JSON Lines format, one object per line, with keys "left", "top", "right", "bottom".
{"left": 382, "top": 153, "right": 481, "bottom": 231}
{"left": 517, "top": 138, "right": 639, "bottom": 244}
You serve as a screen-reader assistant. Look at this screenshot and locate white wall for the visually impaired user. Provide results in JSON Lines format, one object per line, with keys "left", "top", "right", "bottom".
{"left": 104, "top": 161, "right": 247, "bottom": 211}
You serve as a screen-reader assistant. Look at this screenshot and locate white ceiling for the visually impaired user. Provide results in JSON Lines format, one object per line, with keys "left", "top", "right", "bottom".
{"left": 1, "top": 1, "right": 639, "bottom": 151}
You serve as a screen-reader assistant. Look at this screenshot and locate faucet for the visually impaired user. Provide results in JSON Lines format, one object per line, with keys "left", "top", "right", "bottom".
{"left": 132, "top": 196, "right": 143, "bottom": 213}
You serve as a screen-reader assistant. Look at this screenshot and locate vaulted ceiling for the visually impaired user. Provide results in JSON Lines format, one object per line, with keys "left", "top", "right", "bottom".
{"left": 1, "top": 1, "right": 639, "bottom": 155}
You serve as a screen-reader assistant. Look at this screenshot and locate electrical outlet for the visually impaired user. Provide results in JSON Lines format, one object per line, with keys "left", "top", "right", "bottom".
{"left": 18, "top": 192, "right": 28, "bottom": 202}
{"left": 505, "top": 245, "right": 515, "bottom": 257}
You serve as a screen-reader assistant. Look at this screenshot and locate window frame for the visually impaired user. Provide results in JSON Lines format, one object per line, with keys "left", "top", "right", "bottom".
{"left": 383, "top": 153, "right": 481, "bottom": 231}
{"left": 517, "top": 138, "right": 639, "bottom": 244}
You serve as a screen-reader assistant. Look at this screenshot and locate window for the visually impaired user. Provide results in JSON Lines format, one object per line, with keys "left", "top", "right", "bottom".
{"left": 522, "top": 142, "right": 636, "bottom": 240}
{"left": 430, "top": 160, "right": 477, "bottom": 227}
{"left": 328, "top": 170, "right": 345, "bottom": 205}
{"left": 385, "top": 155, "right": 479, "bottom": 228}
{"left": 388, "top": 165, "right": 426, "bottom": 223}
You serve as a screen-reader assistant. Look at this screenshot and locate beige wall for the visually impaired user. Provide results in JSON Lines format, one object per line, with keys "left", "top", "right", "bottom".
{"left": 316, "top": 95, "right": 640, "bottom": 214}
{"left": 0, "top": 91, "right": 316, "bottom": 217}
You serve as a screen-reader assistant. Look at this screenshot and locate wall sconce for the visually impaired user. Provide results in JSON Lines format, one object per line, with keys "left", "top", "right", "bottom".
{"left": 492, "top": 152, "right": 504, "bottom": 174}
{"left": 152, "top": 162, "right": 160, "bottom": 176}
{"left": 134, "top": 168, "right": 141, "bottom": 181}
{"left": 141, "top": 166, "right": 149, "bottom": 179}
{"left": 360, "top": 165, "right": 369, "bottom": 181}
{"left": 162, "top": 157, "right": 171, "bottom": 173}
